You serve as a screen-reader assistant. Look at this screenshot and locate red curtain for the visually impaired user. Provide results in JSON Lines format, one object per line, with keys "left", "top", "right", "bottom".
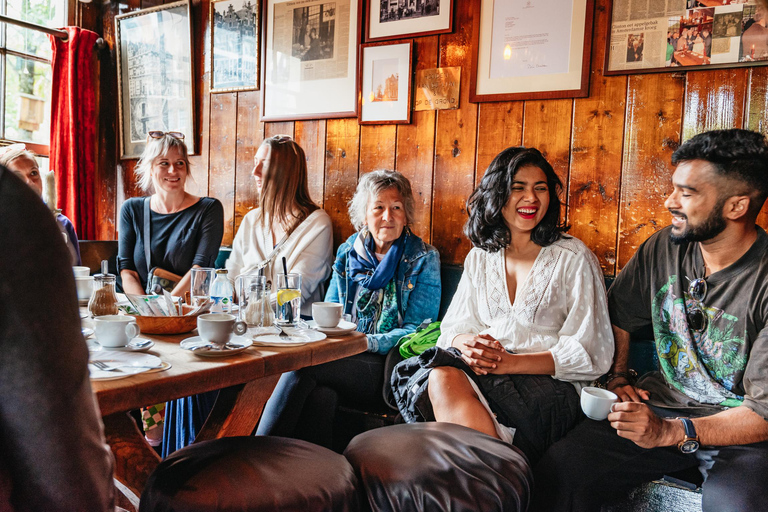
{"left": 49, "top": 27, "right": 99, "bottom": 240}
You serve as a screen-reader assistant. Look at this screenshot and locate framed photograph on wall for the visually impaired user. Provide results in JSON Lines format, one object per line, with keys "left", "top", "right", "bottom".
{"left": 115, "top": 0, "right": 196, "bottom": 158}
{"left": 470, "top": 0, "right": 594, "bottom": 102}
{"left": 261, "top": 0, "right": 361, "bottom": 121}
{"left": 604, "top": 1, "right": 768, "bottom": 75}
{"left": 210, "top": 0, "right": 260, "bottom": 92}
{"left": 359, "top": 41, "right": 413, "bottom": 124}
{"left": 365, "top": 0, "right": 453, "bottom": 42}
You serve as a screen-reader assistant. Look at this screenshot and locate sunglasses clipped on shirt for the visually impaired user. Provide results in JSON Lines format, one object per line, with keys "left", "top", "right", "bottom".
{"left": 686, "top": 276, "right": 708, "bottom": 333}
{"left": 147, "top": 130, "right": 185, "bottom": 141}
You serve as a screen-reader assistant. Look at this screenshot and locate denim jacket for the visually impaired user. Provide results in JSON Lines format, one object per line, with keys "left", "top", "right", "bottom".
{"left": 326, "top": 230, "right": 441, "bottom": 354}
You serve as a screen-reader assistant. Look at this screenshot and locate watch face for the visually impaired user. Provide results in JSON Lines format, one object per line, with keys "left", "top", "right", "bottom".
{"left": 680, "top": 439, "right": 699, "bottom": 454}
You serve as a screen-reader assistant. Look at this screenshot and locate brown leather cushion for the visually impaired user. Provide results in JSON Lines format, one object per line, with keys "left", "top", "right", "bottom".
{"left": 344, "top": 423, "right": 532, "bottom": 512}
{"left": 140, "top": 437, "right": 361, "bottom": 512}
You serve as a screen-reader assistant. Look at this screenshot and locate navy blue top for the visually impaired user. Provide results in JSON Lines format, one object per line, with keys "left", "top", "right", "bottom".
{"left": 118, "top": 196, "right": 224, "bottom": 288}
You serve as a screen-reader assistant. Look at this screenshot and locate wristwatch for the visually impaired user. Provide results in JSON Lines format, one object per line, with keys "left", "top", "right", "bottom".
{"left": 677, "top": 418, "right": 700, "bottom": 454}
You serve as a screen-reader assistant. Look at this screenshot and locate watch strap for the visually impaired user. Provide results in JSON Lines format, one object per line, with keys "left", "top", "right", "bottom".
{"left": 679, "top": 417, "right": 697, "bottom": 439}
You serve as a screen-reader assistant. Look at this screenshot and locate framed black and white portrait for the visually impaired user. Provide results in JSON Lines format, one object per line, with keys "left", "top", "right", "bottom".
{"left": 365, "top": 0, "right": 453, "bottom": 42}
{"left": 211, "top": 0, "right": 260, "bottom": 92}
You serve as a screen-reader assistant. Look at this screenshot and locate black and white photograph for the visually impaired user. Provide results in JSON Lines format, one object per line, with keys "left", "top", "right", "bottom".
{"left": 379, "top": 0, "right": 439, "bottom": 23}
{"left": 713, "top": 10, "right": 743, "bottom": 38}
{"left": 211, "top": 0, "right": 260, "bottom": 92}
{"left": 371, "top": 58, "right": 399, "bottom": 101}
{"left": 116, "top": 1, "right": 196, "bottom": 158}
{"left": 291, "top": 3, "right": 336, "bottom": 61}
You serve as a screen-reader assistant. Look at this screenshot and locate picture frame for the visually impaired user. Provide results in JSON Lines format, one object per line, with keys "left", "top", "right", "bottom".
{"left": 210, "top": 0, "right": 261, "bottom": 92}
{"left": 359, "top": 41, "right": 413, "bottom": 124}
{"left": 604, "top": 1, "right": 768, "bottom": 76}
{"left": 115, "top": 0, "right": 196, "bottom": 159}
{"left": 469, "top": 0, "right": 594, "bottom": 102}
{"left": 365, "top": 0, "right": 453, "bottom": 42}
{"left": 261, "top": 0, "right": 361, "bottom": 122}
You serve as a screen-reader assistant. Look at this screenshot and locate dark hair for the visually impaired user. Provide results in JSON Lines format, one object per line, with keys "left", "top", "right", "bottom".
{"left": 465, "top": 146, "right": 567, "bottom": 252}
{"left": 672, "top": 129, "right": 768, "bottom": 217}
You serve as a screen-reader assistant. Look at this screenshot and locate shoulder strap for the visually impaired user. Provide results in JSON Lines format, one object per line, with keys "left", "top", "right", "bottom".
{"left": 144, "top": 197, "right": 152, "bottom": 274}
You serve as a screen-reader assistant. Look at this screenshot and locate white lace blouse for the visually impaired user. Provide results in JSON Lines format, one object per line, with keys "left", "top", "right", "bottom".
{"left": 437, "top": 237, "right": 614, "bottom": 388}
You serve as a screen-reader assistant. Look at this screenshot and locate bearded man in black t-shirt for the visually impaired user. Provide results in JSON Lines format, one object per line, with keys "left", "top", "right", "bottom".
{"left": 532, "top": 129, "right": 768, "bottom": 512}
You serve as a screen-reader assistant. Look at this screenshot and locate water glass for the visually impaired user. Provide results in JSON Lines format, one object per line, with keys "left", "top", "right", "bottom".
{"left": 191, "top": 267, "right": 215, "bottom": 306}
{"left": 276, "top": 273, "right": 301, "bottom": 326}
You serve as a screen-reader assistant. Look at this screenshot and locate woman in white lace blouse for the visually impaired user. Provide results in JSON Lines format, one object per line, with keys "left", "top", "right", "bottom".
{"left": 429, "top": 146, "right": 614, "bottom": 463}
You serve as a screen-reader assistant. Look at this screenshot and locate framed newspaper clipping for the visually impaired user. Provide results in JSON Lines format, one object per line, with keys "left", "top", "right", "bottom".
{"left": 604, "top": 1, "right": 768, "bottom": 75}
{"left": 261, "top": 0, "right": 361, "bottom": 121}
{"left": 115, "top": 1, "right": 196, "bottom": 158}
{"left": 469, "top": 0, "right": 594, "bottom": 102}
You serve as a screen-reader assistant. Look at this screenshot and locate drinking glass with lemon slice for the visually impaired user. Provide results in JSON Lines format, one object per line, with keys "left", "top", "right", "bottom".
{"left": 276, "top": 273, "right": 302, "bottom": 326}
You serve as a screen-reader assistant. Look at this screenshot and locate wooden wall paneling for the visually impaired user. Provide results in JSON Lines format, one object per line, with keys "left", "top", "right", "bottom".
{"left": 325, "top": 118, "right": 361, "bottom": 247}
{"left": 475, "top": 102, "right": 524, "bottom": 187}
{"left": 295, "top": 120, "right": 327, "bottom": 208}
{"left": 746, "top": 68, "right": 768, "bottom": 229}
{"left": 522, "top": 100, "right": 574, "bottom": 196}
{"left": 359, "top": 125, "right": 397, "bottom": 174}
{"left": 209, "top": 93, "right": 238, "bottom": 244}
{"left": 617, "top": 73, "right": 685, "bottom": 271}
{"left": 395, "top": 36, "right": 438, "bottom": 244}
{"left": 568, "top": 0, "right": 627, "bottom": 275}
{"left": 234, "top": 91, "right": 263, "bottom": 235}
{"left": 188, "top": 0, "right": 212, "bottom": 196}
{"left": 264, "top": 122, "right": 295, "bottom": 138}
{"left": 682, "top": 69, "right": 748, "bottom": 143}
{"left": 431, "top": 0, "right": 478, "bottom": 265}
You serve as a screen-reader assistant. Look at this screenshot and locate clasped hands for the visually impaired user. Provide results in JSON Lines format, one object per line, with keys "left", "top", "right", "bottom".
{"left": 607, "top": 381, "right": 682, "bottom": 449}
{"left": 457, "top": 333, "right": 511, "bottom": 376}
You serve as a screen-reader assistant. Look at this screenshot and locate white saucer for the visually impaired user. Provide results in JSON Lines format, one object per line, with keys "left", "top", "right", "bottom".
{"left": 306, "top": 319, "right": 357, "bottom": 336}
{"left": 82, "top": 327, "right": 94, "bottom": 338}
{"left": 251, "top": 327, "right": 327, "bottom": 347}
{"left": 91, "top": 338, "right": 155, "bottom": 352}
{"left": 89, "top": 351, "right": 162, "bottom": 381}
{"left": 180, "top": 335, "right": 253, "bottom": 357}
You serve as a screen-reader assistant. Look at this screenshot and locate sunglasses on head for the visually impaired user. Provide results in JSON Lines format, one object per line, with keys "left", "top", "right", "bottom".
{"left": 147, "top": 131, "right": 185, "bottom": 141}
{"left": 267, "top": 134, "right": 297, "bottom": 155}
{"left": 686, "top": 277, "right": 708, "bottom": 333}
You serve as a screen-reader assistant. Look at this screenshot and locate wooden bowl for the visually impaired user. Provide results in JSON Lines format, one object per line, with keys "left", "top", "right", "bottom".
{"left": 130, "top": 306, "right": 198, "bottom": 335}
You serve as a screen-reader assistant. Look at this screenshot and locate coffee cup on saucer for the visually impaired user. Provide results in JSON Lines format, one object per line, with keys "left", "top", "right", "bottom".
{"left": 93, "top": 315, "right": 141, "bottom": 348}
{"left": 581, "top": 386, "right": 618, "bottom": 421}
{"left": 312, "top": 302, "right": 343, "bottom": 328}
{"left": 197, "top": 313, "right": 247, "bottom": 348}
{"left": 72, "top": 266, "right": 90, "bottom": 277}
{"left": 75, "top": 276, "right": 94, "bottom": 301}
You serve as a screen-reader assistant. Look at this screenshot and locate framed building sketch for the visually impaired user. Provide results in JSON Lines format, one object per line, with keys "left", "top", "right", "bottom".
{"left": 605, "top": 1, "right": 768, "bottom": 75}
{"left": 359, "top": 41, "right": 413, "bottom": 124}
{"left": 211, "top": 0, "right": 260, "bottom": 92}
{"left": 470, "top": 0, "right": 594, "bottom": 102}
{"left": 365, "top": 0, "right": 453, "bottom": 42}
{"left": 115, "top": 1, "right": 196, "bottom": 158}
{"left": 261, "top": 0, "right": 361, "bottom": 121}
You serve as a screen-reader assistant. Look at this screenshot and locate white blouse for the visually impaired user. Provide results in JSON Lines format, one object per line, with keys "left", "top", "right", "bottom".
{"left": 437, "top": 237, "right": 614, "bottom": 388}
{"left": 226, "top": 208, "right": 333, "bottom": 316}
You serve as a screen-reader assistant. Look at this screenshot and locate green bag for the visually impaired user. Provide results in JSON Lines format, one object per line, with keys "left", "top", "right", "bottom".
{"left": 398, "top": 320, "right": 441, "bottom": 359}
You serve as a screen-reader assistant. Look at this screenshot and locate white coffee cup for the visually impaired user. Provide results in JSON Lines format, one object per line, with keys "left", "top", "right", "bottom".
{"left": 72, "top": 266, "right": 90, "bottom": 277}
{"left": 94, "top": 315, "right": 141, "bottom": 348}
{"left": 580, "top": 386, "right": 619, "bottom": 421}
{"left": 197, "top": 313, "right": 247, "bottom": 347}
{"left": 75, "top": 276, "right": 94, "bottom": 301}
{"left": 312, "top": 302, "right": 343, "bottom": 328}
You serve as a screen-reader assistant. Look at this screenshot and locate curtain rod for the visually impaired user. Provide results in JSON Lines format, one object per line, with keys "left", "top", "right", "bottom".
{"left": 0, "top": 14, "right": 68, "bottom": 40}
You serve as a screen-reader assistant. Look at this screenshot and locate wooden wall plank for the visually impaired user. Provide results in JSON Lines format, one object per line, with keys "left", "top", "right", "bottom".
{"left": 188, "top": 0, "right": 211, "bottom": 197}
{"left": 234, "top": 91, "right": 263, "bottom": 236}
{"left": 325, "top": 118, "right": 360, "bottom": 247}
{"left": 746, "top": 68, "right": 768, "bottom": 229}
{"left": 359, "top": 125, "right": 397, "bottom": 174}
{"left": 475, "top": 102, "right": 524, "bottom": 186}
{"left": 568, "top": 0, "right": 627, "bottom": 275}
{"left": 522, "top": 100, "right": 573, "bottom": 193}
{"left": 265, "top": 122, "right": 295, "bottom": 138}
{"left": 396, "top": 36, "right": 438, "bottom": 244}
{"left": 295, "top": 120, "right": 327, "bottom": 208}
{"left": 208, "top": 93, "right": 238, "bottom": 244}
{"left": 682, "top": 69, "right": 748, "bottom": 142}
{"left": 617, "top": 73, "right": 685, "bottom": 270}
{"left": 431, "top": 0, "right": 478, "bottom": 265}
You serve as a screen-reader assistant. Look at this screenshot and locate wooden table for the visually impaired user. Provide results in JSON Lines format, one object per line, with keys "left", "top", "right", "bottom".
{"left": 88, "top": 321, "right": 367, "bottom": 507}
{"left": 673, "top": 50, "right": 709, "bottom": 67}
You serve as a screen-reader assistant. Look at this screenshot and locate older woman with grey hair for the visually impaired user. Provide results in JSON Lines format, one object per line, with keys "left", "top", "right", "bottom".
{"left": 257, "top": 169, "right": 441, "bottom": 449}
{"left": 118, "top": 132, "right": 224, "bottom": 297}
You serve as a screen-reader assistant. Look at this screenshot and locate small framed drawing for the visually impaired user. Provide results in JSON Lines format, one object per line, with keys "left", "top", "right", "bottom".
{"left": 470, "top": 0, "right": 594, "bottom": 102}
{"left": 210, "top": 0, "right": 260, "bottom": 92}
{"left": 261, "top": 0, "right": 361, "bottom": 121}
{"left": 365, "top": 0, "right": 453, "bottom": 42}
{"left": 115, "top": 0, "right": 196, "bottom": 158}
{"left": 359, "top": 41, "right": 413, "bottom": 124}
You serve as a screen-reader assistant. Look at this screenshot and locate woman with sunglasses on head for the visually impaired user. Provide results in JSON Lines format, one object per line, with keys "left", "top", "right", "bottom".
{"left": 118, "top": 131, "right": 224, "bottom": 297}
{"left": 417, "top": 147, "right": 614, "bottom": 465}
{"left": 225, "top": 135, "right": 333, "bottom": 317}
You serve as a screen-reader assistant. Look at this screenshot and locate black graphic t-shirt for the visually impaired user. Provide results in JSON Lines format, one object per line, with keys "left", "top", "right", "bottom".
{"left": 608, "top": 226, "right": 768, "bottom": 419}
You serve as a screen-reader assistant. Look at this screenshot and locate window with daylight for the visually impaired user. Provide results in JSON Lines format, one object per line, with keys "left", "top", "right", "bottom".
{"left": 1, "top": 0, "right": 66, "bottom": 168}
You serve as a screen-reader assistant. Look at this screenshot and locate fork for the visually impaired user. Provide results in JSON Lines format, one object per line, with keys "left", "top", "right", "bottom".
{"left": 91, "top": 360, "right": 162, "bottom": 372}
